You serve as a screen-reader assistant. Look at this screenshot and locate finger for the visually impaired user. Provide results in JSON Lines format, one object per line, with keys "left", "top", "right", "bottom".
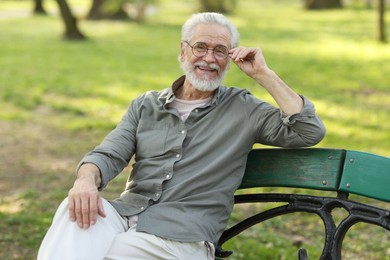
{"left": 238, "top": 48, "right": 257, "bottom": 62}
{"left": 68, "top": 197, "right": 76, "bottom": 222}
{"left": 97, "top": 197, "right": 107, "bottom": 218}
{"left": 88, "top": 195, "right": 99, "bottom": 226}
{"left": 229, "top": 47, "right": 245, "bottom": 60}
{"left": 81, "top": 196, "right": 90, "bottom": 229}
{"left": 230, "top": 47, "right": 250, "bottom": 62}
{"left": 236, "top": 50, "right": 249, "bottom": 62}
{"left": 231, "top": 53, "right": 250, "bottom": 68}
{"left": 74, "top": 197, "right": 83, "bottom": 228}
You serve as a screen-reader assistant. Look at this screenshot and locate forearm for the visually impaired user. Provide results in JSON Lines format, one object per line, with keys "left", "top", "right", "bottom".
{"left": 76, "top": 163, "right": 102, "bottom": 188}
{"left": 253, "top": 69, "right": 303, "bottom": 115}
{"left": 229, "top": 46, "right": 303, "bottom": 115}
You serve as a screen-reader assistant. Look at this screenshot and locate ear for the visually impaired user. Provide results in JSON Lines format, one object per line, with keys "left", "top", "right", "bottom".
{"left": 179, "top": 42, "right": 186, "bottom": 62}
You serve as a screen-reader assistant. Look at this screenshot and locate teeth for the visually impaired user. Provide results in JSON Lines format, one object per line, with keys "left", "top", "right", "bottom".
{"left": 198, "top": 66, "right": 214, "bottom": 71}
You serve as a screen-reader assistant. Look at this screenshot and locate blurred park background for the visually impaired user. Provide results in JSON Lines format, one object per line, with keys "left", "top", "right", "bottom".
{"left": 0, "top": 0, "right": 389, "bottom": 259}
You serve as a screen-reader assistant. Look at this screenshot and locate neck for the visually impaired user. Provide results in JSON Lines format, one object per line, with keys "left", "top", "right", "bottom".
{"left": 175, "top": 80, "right": 215, "bottom": 100}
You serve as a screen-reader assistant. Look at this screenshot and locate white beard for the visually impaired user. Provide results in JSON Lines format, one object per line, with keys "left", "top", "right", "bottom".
{"left": 180, "top": 59, "right": 228, "bottom": 92}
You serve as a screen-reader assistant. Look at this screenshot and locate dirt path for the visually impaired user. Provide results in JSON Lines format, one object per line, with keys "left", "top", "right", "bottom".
{"left": 0, "top": 109, "right": 106, "bottom": 201}
{"left": 0, "top": 105, "right": 118, "bottom": 259}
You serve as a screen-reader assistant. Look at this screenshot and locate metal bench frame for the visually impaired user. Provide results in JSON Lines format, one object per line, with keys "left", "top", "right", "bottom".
{"left": 215, "top": 148, "right": 390, "bottom": 259}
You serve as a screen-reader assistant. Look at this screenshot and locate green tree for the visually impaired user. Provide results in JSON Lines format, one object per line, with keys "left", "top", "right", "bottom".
{"left": 87, "top": 0, "right": 127, "bottom": 20}
{"left": 87, "top": 0, "right": 154, "bottom": 22}
{"left": 304, "top": 0, "right": 343, "bottom": 10}
{"left": 198, "top": 0, "right": 237, "bottom": 14}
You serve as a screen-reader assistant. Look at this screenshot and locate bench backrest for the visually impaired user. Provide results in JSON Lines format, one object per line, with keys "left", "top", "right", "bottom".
{"left": 339, "top": 150, "right": 390, "bottom": 202}
{"left": 240, "top": 148, "right": 345, "bottom": 191}
{"left": 240, "top": 148, "right": 390, "bottom": 202}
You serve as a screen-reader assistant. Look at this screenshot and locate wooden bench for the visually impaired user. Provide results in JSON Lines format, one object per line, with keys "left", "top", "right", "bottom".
{"left": 215, "top": 148, "right": 390, "bottom": 259}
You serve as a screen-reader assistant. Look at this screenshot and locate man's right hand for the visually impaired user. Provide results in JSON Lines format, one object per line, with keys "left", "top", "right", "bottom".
{"left": 68, "top": 163, "right": 106, "bottom": 229}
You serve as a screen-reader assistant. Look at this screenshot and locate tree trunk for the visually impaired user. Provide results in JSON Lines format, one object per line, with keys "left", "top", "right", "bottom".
{"left": 33, "top": 0, "right": 47, "bottom": 14}
{"left": 199, "top": 0, "right": 236, "bottom": 14}
{"left": 377, "top": 0, "right": 386, "bottom": 43}
{"left": 56, "top": 0, "right": 86, "bottom": 40}
{"left": 365, "top": 0, "right": 373, "bottom": 8}
{"left": 109, "top": 6, "right": 129, "bottom": 20}
{"left": 87, "top": 0, "right": 106, "bottom": 20}
{"left": 135, "top": 0, "right": 146, "bottom": 23}
{"left": 87, "top": 0, "right": 130, "bottom": 20}
{"left": 304, "top": 0, "right": 343, "bottom": 10}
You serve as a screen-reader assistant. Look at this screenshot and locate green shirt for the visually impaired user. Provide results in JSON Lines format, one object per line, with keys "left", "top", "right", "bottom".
{"left": 80, "top": 75, "right": 326, "bottom": 244}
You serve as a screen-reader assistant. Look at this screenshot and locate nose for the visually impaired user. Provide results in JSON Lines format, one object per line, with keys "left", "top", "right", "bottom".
{"left": 202, "top": 49, "right": 217, "bottom": 62}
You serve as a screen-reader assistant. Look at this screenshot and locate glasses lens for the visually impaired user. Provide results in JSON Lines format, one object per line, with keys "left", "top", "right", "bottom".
{"left": 214, "top": 45, "right": 229, "bottom": 58}
{"left": 192, "top": 42, "right": 208, "bottom": 57}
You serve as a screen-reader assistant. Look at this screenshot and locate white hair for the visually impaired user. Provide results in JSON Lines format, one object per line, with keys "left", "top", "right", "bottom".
{"left": 181, "top": 12, "right": 240, "bottom": 48}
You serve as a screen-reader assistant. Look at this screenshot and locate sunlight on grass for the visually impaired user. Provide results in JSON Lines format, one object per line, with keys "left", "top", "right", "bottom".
{"left": 0, "top": 195, "right": 24, "bottom": 214}
{"left": 314, "top": 98, "right": 390, "bottom": 155}
{"left": 0, "top": 102, "right": 30, "bottom": 120}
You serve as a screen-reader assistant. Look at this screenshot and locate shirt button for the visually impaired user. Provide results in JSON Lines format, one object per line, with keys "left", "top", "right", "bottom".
{"left": 155, "top": 193, "right": 160, "bottom": 197}
{"left": 195, "top": 109, "right": 199, "bottom": 113}
{"left": 176, "top": 154, "right": 180, "bottom": 158}
{"left": 181, "top": 130, "right": 185, "bottom": 134}
{"left": 140, "top": 206, "right": 145, "bottom": 210}
{"left": 166, "top": 174, "right": 170, "bottom": 179}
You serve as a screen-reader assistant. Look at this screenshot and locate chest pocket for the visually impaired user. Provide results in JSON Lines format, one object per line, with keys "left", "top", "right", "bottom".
{"left": 136, "top": 120, "right": 169, "bottom": 158}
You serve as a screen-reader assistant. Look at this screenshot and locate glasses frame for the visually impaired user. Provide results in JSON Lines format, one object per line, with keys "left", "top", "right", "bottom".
{"left": 184, "top": 41, "right": 230, "bottom": 60}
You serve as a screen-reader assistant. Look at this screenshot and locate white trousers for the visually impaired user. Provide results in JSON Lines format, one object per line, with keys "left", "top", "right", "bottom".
{"left": 37, "top": 198, "right": 214, "bottom": 260}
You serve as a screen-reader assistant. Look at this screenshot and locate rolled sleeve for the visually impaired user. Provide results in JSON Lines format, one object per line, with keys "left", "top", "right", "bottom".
{"left": 76, "top": 157, "right": 111, "bottom": 191}
{"left": 279, "top": 95, "right": 326, "bottom": 146}
{"left": 280, "top": 95, "right": 316, "bottom": 125}
{"left": 250, "top": 94, "right": 326, "bottom": 147}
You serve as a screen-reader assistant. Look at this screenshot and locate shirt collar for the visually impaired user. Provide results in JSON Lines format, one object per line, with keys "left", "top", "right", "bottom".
{"left": 158, "top": 75, "right": 224, "bottom": 107}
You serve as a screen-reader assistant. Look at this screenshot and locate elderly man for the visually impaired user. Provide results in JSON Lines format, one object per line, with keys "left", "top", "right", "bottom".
{"left": 38, "top": 12, "right": 325, "bottom": 260}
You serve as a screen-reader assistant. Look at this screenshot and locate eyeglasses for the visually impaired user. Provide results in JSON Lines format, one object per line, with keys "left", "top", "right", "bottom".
{"left": 184, "top": 41, "right": 229, "bottom": 60}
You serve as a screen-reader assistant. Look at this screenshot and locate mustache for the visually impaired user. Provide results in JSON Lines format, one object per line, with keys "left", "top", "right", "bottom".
{"left": 193, "top": 61, "right": 220, "bottom": 72}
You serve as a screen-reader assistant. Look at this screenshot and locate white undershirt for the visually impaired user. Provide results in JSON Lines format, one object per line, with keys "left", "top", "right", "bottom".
{"left": 168, "top": 96, "right": 212, "bottom": 121}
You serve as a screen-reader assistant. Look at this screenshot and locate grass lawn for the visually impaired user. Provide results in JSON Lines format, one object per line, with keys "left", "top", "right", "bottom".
{"left": 0, "top": 0, "right": 389, "bottom": 259}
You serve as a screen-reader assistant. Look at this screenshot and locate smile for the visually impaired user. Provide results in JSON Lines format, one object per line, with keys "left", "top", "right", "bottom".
{"left": 193, "top": 61, "right": 220, "bottom": 74}
{"left": 196, "top": 66, "right": 218, "bottom": 72}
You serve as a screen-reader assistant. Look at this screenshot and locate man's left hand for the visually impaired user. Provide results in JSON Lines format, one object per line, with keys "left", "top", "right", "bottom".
{"left": 229, "top": 46, "right": 270, "bottom": 81}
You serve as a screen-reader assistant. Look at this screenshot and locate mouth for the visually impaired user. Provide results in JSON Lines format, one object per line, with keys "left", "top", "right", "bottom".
{"left": 196, "top": 65, "right": 217, "bottom": 72}
{"left": 194, "top": 62, "right": 220, "bottom": 75}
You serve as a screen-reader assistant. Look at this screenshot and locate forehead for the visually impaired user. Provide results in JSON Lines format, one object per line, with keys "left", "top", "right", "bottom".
{"left": 191, "top": 23, "right": 231, "bottom": 47}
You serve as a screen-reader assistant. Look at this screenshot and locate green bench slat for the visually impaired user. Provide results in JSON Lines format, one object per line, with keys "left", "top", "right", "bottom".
{"left": 239, "top": 148, "right": 345, "bottom": 191}
{"left": 339, "top": 150, "right": 390, "bottom": 202}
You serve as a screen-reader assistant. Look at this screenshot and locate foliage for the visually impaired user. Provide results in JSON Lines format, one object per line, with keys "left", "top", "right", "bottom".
{"left": 100, "top": 0, "right": 157, "bottom": 21}
{"left": 0, "top": 0, "right": 389, "bottom": 259}
{"left": 304, "top": 0, "right": 343, "bottom": 10}
{"left": 198, "top": 0, "right": 237, "bottom": 14}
